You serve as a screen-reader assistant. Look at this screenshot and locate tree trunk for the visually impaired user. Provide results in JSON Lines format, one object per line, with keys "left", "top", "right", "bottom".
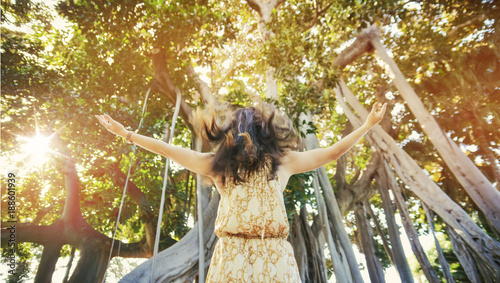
{"left": 300, "top": 112, "right": 364, "bottom": 283}
{"left": 120, "top": 192, "right": 219, "bottom": 283}
{"left": 445, "top": 226, "right": 482, "bottom": 283}
{"left": 291, "top": 204, "right": 329, "bottom": 283}
{"left": 317, "top": 152, "right": 365, "bottom": 283}
{"left": 68, "top": 242, "right": 109, "bottom": 283}
{"left": 378, "top": 158, "right": 439, "bottom": 283}
{"left": 370, "top": 31, "right": 500, "bottom": 234}
{"left": 335, "top": 82, "right": 500, "bottom": 280}
{"left": 312, "top": 173, "right": 352, "bottom": 283}
{"left": 245, "top": 0, "right": 281, "bottom": 101}
{"left": 311, "top": 215, "right": 329, "bottom": 282}
{"left": 375, "top": 173, "right": 414, "bottom": 283}
{"left": 423, "top": 205, "right": 455, "bottom": 283}
{"left": 300, "top": 206, "right": 328, "bottom": 283}
{"left": 150, "top": 48, "right": 193, "bottom": 124}
{"left": 364, "top": 201, "right": 395, "bottom": 267}
{"left": 354, "top": 202, "right": 386, "bottom": 283}
{"left": 63, "top": 246, "right": 76, "bottom": 283}
{"left": 34, "top": 242, "right": 64, "bottom": 283}
{"left": 265, "top": 68, "right": 279, "bottom": 100}
{"left": 291, "top": 214, "right": 309, "bottom": 282}
{"left": 336, "top": 153, "right": 380, "bottom": 214}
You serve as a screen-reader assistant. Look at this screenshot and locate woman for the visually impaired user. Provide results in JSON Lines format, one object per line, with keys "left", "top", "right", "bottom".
{"left": 96, "top": 102, "right": 386, "bottom": 282}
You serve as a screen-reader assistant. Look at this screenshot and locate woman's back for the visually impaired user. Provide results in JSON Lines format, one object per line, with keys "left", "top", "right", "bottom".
{"left": 207, "top": 160, "right": 301, "bottom": 283}
{"left": 215, "top": 159, "right": 289, "bottom": 239}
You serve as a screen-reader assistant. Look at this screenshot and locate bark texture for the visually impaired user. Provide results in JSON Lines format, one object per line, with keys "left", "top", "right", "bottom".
{"left": 377, "top": 159, "right": 439, "bottom": 283}
{"left": 291, "top": 214, "right": 309, "bottom": 282}
{"left": 423, "top": 205, "right": 455, "bottom": 283}
{"left": 335, "top": 80, "right": 500, "bottom": 281}
{"left": 354, "top": 203, "right": 385, "bottom": 283}
{"left": 300, "top": 206, "right": 328, "bottom": 283}
{"left": 300, "top": 112, "right": 363, "bottom": 283}
{"left": 370, "top": 30, "right": 500, "bottom": 234}
{"left": 446, "top": 226, "right": 482, "bottom": 282}
{"left": 120, "top": 193, "right": 219, "bottom": 283}
{"left": 312, "top": 173, "right": 351, "bottom": 283}
{"left": 375, "top": 174, "right": 414, "bottom": 283}
{"left": 365, "top": 201, "right": 395, "bottom": 267}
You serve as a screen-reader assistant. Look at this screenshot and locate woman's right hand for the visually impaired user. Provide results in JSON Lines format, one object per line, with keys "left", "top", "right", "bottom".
{"left": 95, "top": 114, "right": 127, "bottom": 138}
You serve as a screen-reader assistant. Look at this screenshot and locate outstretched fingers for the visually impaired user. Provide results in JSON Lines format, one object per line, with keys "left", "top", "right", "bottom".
{"left": 367, "top": 102, "right": 388, "bottom": 126}
{"left": 95, "top": 115, "right": 108, "bottom": 127}
{"left": 376, "top": 102, "right": 387, "bottom": 115}
{"left": 95, "top": 114, "right": 115, "bottom": 131}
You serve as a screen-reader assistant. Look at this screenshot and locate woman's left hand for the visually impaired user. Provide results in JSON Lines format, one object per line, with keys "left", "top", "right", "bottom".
{"left": 365, "top": 102, "right": 387, "bottom": 127}
{"left": 95, "top": 114, "right": 127, "bottom": 137}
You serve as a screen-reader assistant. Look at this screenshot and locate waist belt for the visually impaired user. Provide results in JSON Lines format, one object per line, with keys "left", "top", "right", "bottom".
{"left": 220, "top": 232, "right": 286, "bottom": 240}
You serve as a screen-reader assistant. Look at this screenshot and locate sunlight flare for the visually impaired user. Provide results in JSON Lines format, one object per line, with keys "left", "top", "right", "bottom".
{"left": 21, "top": 135, "right": 51, "bottom": 166}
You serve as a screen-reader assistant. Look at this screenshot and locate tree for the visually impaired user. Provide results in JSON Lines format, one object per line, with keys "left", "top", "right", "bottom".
{"left": 2, "top": 0, "right": 499, "bottom": 282}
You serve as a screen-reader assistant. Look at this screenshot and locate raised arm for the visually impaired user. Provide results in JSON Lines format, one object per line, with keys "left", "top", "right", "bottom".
{"left": 95, "top": 114, "right": 214, "bottom": 177}
{"left": 281, "top": 102, "right": 387, "bottom": 176}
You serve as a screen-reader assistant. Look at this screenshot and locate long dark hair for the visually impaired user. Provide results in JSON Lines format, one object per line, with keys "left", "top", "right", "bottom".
{"left": 202, "top": 106, "right": 298, "bottom": 185}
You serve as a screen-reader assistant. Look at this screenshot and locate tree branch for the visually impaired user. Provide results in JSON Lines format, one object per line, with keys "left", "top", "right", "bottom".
{"left": 304, "top": 2, "right": 333, "bottom": 31}
{"left": 61, "top": 157, "right": 85, "bottom": 225}
{"left": 110, "top": 163, "right": 155, "bottom": 221}
{"left": 150, "top": 48, "right": 193, "bottom": 123}
{"left": 448, "top": 13, "right": 487, "bottom": 37}
{"left": 338, "top": 153, "right": 380, "bottom": 214}
{"left": 186, "top": 64, "right": 223, "bottom": 110}
{"left": 214, "top": 57, "right": 238, "bottom": 91}
{"left": 33, "top": 204, "right": 57, "bottom": 225}
{"left": 1, "top": 222, "right": 62, "bottom": 246}
{"left": 333, "top": 24, "right": 379, "bottom": 70}
{"left": 35, "top": 242, "right": 64, "bottom": 283}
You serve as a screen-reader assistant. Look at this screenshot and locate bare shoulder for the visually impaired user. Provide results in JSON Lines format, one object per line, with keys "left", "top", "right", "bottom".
{"left": 279, "top": 151, "right": 291, "bottom": 165}
{"left": 197, "top": 152, "right": 216, "bottom": 175}
{"left": 280, "top": 150, "right": 302, "bottom": 170}
{"left": 173, "top": 150, "right": 216, "bottom": 179}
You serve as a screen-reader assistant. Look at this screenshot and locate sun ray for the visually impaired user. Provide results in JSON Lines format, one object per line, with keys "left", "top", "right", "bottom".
{"left": 21, "top": 134, "right": 51, "bottom": 166}
{"left": 5, "top": 116, "right": 74, "bottom": 171}
{"left": 35, "top": 114, "right": 40, "bottom": 136}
